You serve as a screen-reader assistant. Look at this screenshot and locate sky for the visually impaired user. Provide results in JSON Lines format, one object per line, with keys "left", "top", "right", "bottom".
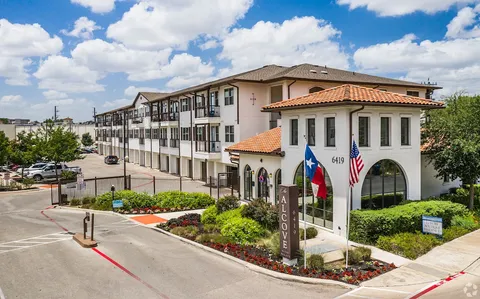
{"left": 1, "top": 0, "right": 480, "bottom": 122}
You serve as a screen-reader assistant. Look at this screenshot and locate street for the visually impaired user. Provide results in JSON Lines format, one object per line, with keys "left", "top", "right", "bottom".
{"left": 0, "top": 157, "right": 347, "bottom": 299}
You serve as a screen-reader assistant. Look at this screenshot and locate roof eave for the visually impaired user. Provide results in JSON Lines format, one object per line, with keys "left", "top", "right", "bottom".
{"left": 225, "top": 149, "right": 282, "bottom": 156}
{"left": 262, "top": 101, "right": 445, "bottom": 112}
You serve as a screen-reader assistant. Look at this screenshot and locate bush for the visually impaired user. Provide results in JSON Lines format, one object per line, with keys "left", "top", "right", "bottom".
{"left": 195, "top": 233, "right": 233, "bottom": 244}
{"left": 202, "top": 224, "right": 220, "bottom": 234}
{"left": 299, "top": 227, "right": 318, "bottom": 240}
{"left": 69, "top": 198, "right": 81, "bottom": 206}
{"left": 170, "top": 226, "right": 199, "bottom": 239}
{"left": 22, "top": 178, "right": 35, "bottom": 188}
{"left": 82, "top": 196, "right": 96, "bottom": 205}
{"left": 451, "top": 214, "right": 478, "bottom": 230}
{"left": 343, "top": 249, "right": 362, "bottom": 265}
{"left": 257, "top": 232, "right": 281, "bottom": 257}
{"left": 361, "top": 193, "right": 404, "bottom": 209}
{"left": 241, "top": 198, "right": 279, "bottom": 231}
{"left": 216, "top": 195, "right": 240, "bottom": 213}
{"left": 216, "top": 207, "right": 244, "bottom": 228}
{"left": 221, "top": 218, "right": 265, "bottom": 244}
{"left": 306, "top": 254, "right": 325, "bottom": 270}
{"left": 201, "top": 205, "right": 218, "bottom": 224}
{"left": 61, "top": 171, "right": 78, "bottom": 181}
{"left": 350, "top": 201, "right": 469, "bottom": 244}
{"left": 376, "top": 232, "right": 442, "bottom": 259}
{"left": 153, "top": 191, "right": 214, "bottom": 209}
{"left": 443, "top": 226, "right": 470, "bottom": 242}
{"left": 355, "top": 246, "right": 372, "bottom": 261}
{"left": 93, "top": 190, "right": 153, "bottom": 211}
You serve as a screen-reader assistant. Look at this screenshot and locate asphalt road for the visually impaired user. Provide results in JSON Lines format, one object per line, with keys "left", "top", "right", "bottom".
{"left": 0, "top": 158, "right": 347, "bottom": 299}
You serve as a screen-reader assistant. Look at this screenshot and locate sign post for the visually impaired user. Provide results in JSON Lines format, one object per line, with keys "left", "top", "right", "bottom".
{"left": 279, "top": 184, "right": 299, "bottom": 265}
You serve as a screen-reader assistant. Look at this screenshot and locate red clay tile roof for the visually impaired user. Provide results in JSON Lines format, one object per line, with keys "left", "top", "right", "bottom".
{"left": 262, "top": 84, "right": 444, "bottom": 111}
{"left": 225, "top": 127, "right": 281, "bottom": 155}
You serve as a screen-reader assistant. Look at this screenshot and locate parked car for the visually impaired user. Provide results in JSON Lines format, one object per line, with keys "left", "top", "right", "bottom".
{"left": 26, "top": 163, "right": 82, "bottom": 182}
{"left": 104, "top": 155, "right": 119, "bottom": 165}
{"left": 16, "top": 163, "right": 48, "bottom": 175}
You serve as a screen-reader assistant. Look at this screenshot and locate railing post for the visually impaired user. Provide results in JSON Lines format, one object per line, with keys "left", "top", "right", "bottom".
{"left": 153, "top": 176, "right": 156, "bottom": 194}
{"left": 209, "top": 176, "right": 212, "bottom": 198}
{"left": 94, "top": 177, "right": 97, "bottom": 197}
{"left": 217, "top": 174, "right": 220, "bottom": 200}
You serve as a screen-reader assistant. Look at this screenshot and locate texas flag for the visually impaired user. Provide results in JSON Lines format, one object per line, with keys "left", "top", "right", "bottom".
{"left": 305, "top": 145, "right": 327, "bottom": 199}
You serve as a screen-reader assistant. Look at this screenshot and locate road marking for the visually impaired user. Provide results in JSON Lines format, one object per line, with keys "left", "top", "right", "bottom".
{"left": 40, "top": 210, "right": 69, "bottom": 232}
{"left": 406, "top": 271, "right": 466, "bottom": 299}
{"left": 362, "top": 287, "right": 409, "bottom": 294}
{"left": 0, "top": 286, "right": 5, "bottom": 299}
{"left": 0, "top": 232, "right": 71, "bottom": 254}
{"left": 336, "top": 286, "right": 410, "bottom": 299}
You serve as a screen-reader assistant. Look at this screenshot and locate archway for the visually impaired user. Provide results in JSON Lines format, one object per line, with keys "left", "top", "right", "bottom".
{"left": 361, "top": 159, "right": 407, "bottom": 209}
{"left": 293, "top": 161, "right": 333, "bottom": 229}
{"left": 257, "top": 167, "right": 269, "bottom": 200}
{"left": 244, "top": 165, "right": 252, "bottom": 201}
{"left": 309, "top": 86, "right": 324, "bottom": 93}
{"left": 274, "top": 169, "right": 281, "bottom": 205}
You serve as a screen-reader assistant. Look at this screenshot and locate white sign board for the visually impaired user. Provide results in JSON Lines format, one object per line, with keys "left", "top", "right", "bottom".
{"left": 422, "top": 215, "right": 443, "bottom": 236}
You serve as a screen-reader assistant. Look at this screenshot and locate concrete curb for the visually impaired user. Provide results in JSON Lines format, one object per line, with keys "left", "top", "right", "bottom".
{"left": 0, "top": 187, "right": 43, "bottom": 195}
{"left": 150, "top": 226, "right": 356, "bottom": 290}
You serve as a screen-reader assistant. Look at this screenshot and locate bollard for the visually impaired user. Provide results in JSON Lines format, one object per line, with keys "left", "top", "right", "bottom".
{"left": 83, "top": 212, "right": 90, "bottom": 240}
{"left": 91, "top": 213, "right": 95, "bottom": 241}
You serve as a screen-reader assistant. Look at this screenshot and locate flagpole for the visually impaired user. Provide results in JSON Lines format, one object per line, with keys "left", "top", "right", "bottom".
{"left": 346, "top": 186, "right": 352, "bottom": 269}
{"left": 303, "top": 139, "right": 307, "bottom": 269}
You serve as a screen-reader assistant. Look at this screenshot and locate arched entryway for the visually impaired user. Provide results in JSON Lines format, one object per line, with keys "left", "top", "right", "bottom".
{"left": 309, "top": 86, "right": 324, "bottom": 93}
{"left": 274, "top": 169, "right": 281, "bottom": 205}
{"left": 293, "top": 161, "right": 333, "bottom": 229}
{"left": 257, "top": 167, "right": 269, "bottom": 200}
{"left": 361, "top": 159, "right": 407, "bottom": 209}
{"left": 244, "top": 165, "right": 252, "bottom": 201}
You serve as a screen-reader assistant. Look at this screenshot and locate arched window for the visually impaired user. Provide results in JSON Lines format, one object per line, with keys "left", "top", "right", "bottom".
{"left": 257, "top": 167, "right": 269, "bottom": 200}
{"left": 293, "top": 161, "right": 333, "bottom": 229}
{"left": 244, "top": 165, "right": 252, "bottom": 201}
{"left": 361, "top": 160, "right": 407, "bottom": 209}
{"left": 274, "top": 169, "right": 282, "bottom": 205}
{"left": 309, "top": 87, "right": 324, "bottom": 93}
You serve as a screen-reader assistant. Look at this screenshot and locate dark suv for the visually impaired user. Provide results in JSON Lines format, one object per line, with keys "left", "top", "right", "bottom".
{"left": 104, "top": 155, "right": 119, "bottom": 165}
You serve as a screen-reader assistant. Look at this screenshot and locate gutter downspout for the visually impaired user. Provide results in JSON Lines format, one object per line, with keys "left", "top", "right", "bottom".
{"left": 150, "top": 103, "right": 153, "bottom": 169}
{"left": 227, "top": 83, "right": 240, "bottom": 125}
{"left": 287, "top": 80, "right": 297, "bottom": 99}
{"left": 348, "top": 104, "right": 365, "bottom": 211}
{"left": 191, "top": 92, "right": 196, "bottom": 179}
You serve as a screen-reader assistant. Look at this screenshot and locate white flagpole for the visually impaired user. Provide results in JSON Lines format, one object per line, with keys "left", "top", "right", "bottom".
{"left": 346, "top": 186, "right": 351, "bottom": 269}
{"left": 303, "top": 141, "right": 307, "bottom": 269}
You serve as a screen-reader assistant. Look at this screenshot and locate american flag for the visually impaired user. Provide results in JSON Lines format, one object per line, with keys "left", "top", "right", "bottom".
{"left": 349, "top": 140, "right": 364, "bottom": 187}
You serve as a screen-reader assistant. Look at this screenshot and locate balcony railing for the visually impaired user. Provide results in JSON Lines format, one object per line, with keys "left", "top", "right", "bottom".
{"left": 160, "top": 139, "right": 168, "bottom": 147}
{"left": 139, "top": 138, "right": 145, "bottom": 145}
{"left": 119, "top": 137, "right": 123, "bottom": 143}
{"left": 170, "top": 139, "right": 180, "bottom": 148}
{"left": 161, "top": 112, "right": 179, "bottom": 121}
{"left": 133, "top": 117, "right": 143, "bottom": 124}
{"left": 196, "top": 141, "right": 221, "bottom": 153}
{"left": 195, "top": 106, "right": 220, "bottom": 118}
{"left": 152, "top": 114, "right": 160, "bottom": 122}
{"left": 103, "top": 121, "right": 111, "bottom": 126}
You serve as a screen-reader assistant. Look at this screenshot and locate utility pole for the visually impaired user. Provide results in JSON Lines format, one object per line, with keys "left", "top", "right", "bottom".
{"left": 54, "top": 106, "right": 59, "bottom": 122}
{"left": 93, "top": 107, "right": 96, "bottom": 121}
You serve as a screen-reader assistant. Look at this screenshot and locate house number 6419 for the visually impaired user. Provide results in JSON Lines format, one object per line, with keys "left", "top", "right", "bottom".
{"left": 332, "top": 156, "right": 345, "bottom": 164}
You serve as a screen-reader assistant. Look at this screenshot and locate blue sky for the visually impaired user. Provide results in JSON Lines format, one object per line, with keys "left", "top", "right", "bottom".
{"left": 0, "top": 0, "right": 479, "bottom": 121}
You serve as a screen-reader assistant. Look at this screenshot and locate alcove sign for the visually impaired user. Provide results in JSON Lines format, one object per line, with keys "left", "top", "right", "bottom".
{"left": 279, "top": 184, "right": 299, "bottom": 260}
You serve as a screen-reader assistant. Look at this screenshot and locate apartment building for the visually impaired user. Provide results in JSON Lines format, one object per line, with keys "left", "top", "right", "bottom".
{"left": 95, "top": 63, "right": 439, "bottom": 187}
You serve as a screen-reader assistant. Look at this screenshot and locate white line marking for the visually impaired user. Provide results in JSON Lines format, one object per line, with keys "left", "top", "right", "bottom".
{"left": 11, "top": 241, "right": 50, "bottom": 244}
{"left": 336, "top": 287, "right": 363, "bottom": 298}
{"left": 0, "top": 239, "right": 69, "bottom": 255}
{"left": 0, "top": 245, "right": 28, "bottom": 248}
{"left": 0, "top": 286, "right": 5, "bottom": 299}
{"left": 0, "top": 232, "right": 67, "bottom": 245}
{"left": 348, "top": 295, "right": 375, "bottom": 299}
{"left": 362, "top": 287, "right": 410, "bottom": 294}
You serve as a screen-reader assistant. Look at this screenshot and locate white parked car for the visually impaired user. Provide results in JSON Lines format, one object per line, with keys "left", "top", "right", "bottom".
{"left": 26, "top": 163, "right": 82, "bottom": 182}
{"left": 16, "top": 163, "right": 48, "bottom": 175}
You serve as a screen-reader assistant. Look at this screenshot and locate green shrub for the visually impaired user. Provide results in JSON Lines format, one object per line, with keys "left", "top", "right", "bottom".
{"left": 257, "top": 232, "right": 281, "bottom": 257}
{"left": 202, "top": 224, "right": 220, "bottom": 234}
{"left": 355, "top": 246, "right": 372, "bottom": 261}
{"left": 241, "top": 198, "right": 279, "bottom": 231}
{"left": 216, "top": 207, "right": 244, "bottom": 228}
{"left": 306, "top": 254, "right": 325, "bottom": 270}
{"left": 69, "top": 198, "right": 81, "bottom": 206}
{"left": 170, "top": 226, "right": 199, "bottom": 238}
{"left": 376, "top": 232, "right": 442, "bottom": 259}
{"left": 361, "top": 193, "right": 404, "bottom": 209}
{"left": 61, "top": 170, "right": 78, "bottom": 181}
{"left": 443, "top": 226, "right": 470, "bottom": 242}
{"left": 451, "top": 214, "right": 478, "bottom": 230}
{"left": 82, "top": 196, "right": 96, "bottom": 205}
{"left": 153, "top": 191, "right": 214, "bottom": 209}
{"left": 201, "top": 205, "right": 218, "bottom": 224}
{"left": 299, "top": 227, "right": 318, "bottom": 240}
{"left": 93, "top": 190, "right": 153, "bottom": 210}
{"left": 343, "top": 249, "right": 362, "bottom": 265}
{"left": 216, "top": 195, "right": 240, "bottom": 213}
{"left": 22, "top": 178, "right": 35, "bottom": 188}
{"left": 350, "top": 201, "right": 469, "bottom": 244}
{"left": 221, "top": 217, "right": 265, "bottom": 244}
{"left": 195, "top": 233, "right": 233, "bottom": 244}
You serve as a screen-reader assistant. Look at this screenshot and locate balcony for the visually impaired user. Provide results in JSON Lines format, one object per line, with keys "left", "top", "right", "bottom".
{"left": 196, "top": 141, "right": 221, "bottom": 153}
{"left": 161, "top": 112, "right": 179, "bottom": 122}
{"left": 119, "top": 137, "right": 123, "bottom": 143}
{"left": 133, "top": 117, "right": 143, "bottom": 124}
{"left": 139, "top": 138, "right": 145, "bottom": 145}
{"left": 152, "top": 114, "right": 160, "bottom": 122}
{"left": 103, "top": 121, "right": 111, "bottom": 126}
{"left": 195, "top": 106, "right": 220, "bottom": 118}
{"left": 160, "top": 139, "right": 168, "bottom": 147}
{"left": 170, "top": 139, "right": 180, "bottom": 148}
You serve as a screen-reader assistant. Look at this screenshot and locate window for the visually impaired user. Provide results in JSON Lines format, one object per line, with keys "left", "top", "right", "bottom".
{"left": 325, "top": 117, "right": 335, "bottom": 147}
{"left": 225, "top": 125, "right": 235, "bottom": 142}
{"left": 181, "top": 127, "right": 191, "bottom": 141}
{"left": 407, "top": 91, "right": 420, "bottom": 97}
{"left": 210, "top": 91, "right": 219, "bottom": 106}
{"left": 309, "top": 87, "right": 324, "bottom": 93}
{"left": 224, "top": 88, "right": 234, "bottom": 105}
{"left": 307, "top": 118, "right": 315, "bottom": 146}
{"left": 160, "top": 128, "right": 167, "bottom": 139}
{"left": 181, "top": 98, "right": 191, "bottom": 112}
{"left": 290, "top": 119, "right": 298, "bottom": 146}
{"left": 380, "top": 117, "right": 391, "bottom": 146}
{"left": 134, "top": 129, "right": 139, "bottom": 139}
{"left": 152, "top": 128, "right": 159, "bottom": 139}
{"left": 129, "top": 130, "right": 133, "bottom": 138}
{"left": 401, "top": 117, "right": 411, "bottom": 146}
{"left": 171, "top": 128, "right": 179, "bottom": 140}
{"left": 358, "top": 117, "right": 370, "bottom": 147}
{"left": 145, "top": 129, "right": 151, "bottom": 139}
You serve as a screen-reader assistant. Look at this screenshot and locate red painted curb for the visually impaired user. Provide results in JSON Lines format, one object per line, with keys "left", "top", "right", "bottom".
{"left": 92, "top": 247, "right": 169, "bottom": 299}
{"left": 408, "top": 271, "right": 465, "bottom": 299}
{"left": 40, "top": 209, "right": 69, "bottom": 232}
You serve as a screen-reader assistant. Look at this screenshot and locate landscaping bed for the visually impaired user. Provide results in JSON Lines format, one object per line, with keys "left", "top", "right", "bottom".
{"left": 156, "top": 197, "right": 397, "bottom": 286}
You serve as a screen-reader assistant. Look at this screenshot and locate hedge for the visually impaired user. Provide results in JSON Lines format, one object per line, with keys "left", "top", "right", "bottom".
{"left": 349, "top": 200, "right": 469, "bottom": 244}
{"left": 361, "top": 193, "right": 404, "bottom": 210}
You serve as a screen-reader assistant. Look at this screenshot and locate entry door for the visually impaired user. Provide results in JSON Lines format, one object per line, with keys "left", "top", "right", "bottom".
{"left": 166, "top": 156, "right": 170, "bottom": 172}
{"left": 201, "top": 161, "right": 207, "bottom": 182}
{"left": 188, "top": 160, "right": 193, "bottom": 178}
{"left": 226, "top": 166, "right": 239, "bottom": 189}
{"left": 176, "top": 158, "right": 180, "bottom": 175}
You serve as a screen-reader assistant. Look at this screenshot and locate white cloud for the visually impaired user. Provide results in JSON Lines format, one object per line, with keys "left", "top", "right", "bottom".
{"left": 106, "top": 0, "right": 253, "bottom": 50}
{"left": 159, "top": 53, "right": 215, "bottom": 89}
{"left": 0, "top": 57, "right": 31, "bottom": 86}
{"left": 30, "top": 98, "right": 94, "bottom": 121}
{"left": 124, "top": 86, "right": 163, "bottom": 97}
{"left": 0, "top": 95, "right": 23, "bottom": 106}
{"left": 61, "top": 17, "right": 101, "bottom": 39}
{"left": 34, "top": 56, "right": 105, "bottom": 93}
{"left": 199, "top": 39, "right": 220, "bottom": 50}
{"left": 71, "top": 39, "right": 172, "bottom": 81}
{"left": 103, "top": 98, "right": 131, "bottom": 108}
{"left": 43, "top": 90, "right": 68, "bottom": 100}
{"left": 336, "top": 0, "right": 477, "bottom": 17}
{"left": 219, "top": 16, "right": 349, "bottom": 73}
{"left": 71, "top": 0, "right": 116, "bottom": 13}
{"left": 446, "top": 4, "right": 480, "bottom": 38}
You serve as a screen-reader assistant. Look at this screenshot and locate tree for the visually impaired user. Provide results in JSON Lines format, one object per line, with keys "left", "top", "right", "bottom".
{"left": 37, "top": 120, "right": 83, "bottom": 182}
{"left": 0, "top": 132, "right": 10, "bottom": 166}
{"left": 423, "top": 93, "right": 480, "bottom": 210}
{"left": 9, "top": 131, "right": 40, "bottom": 178}
{"left": 81, "top": 132, "right": 94, "bottom": 147}
{"left": 0, "top": 118, "right": 8, "bottom": 124}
